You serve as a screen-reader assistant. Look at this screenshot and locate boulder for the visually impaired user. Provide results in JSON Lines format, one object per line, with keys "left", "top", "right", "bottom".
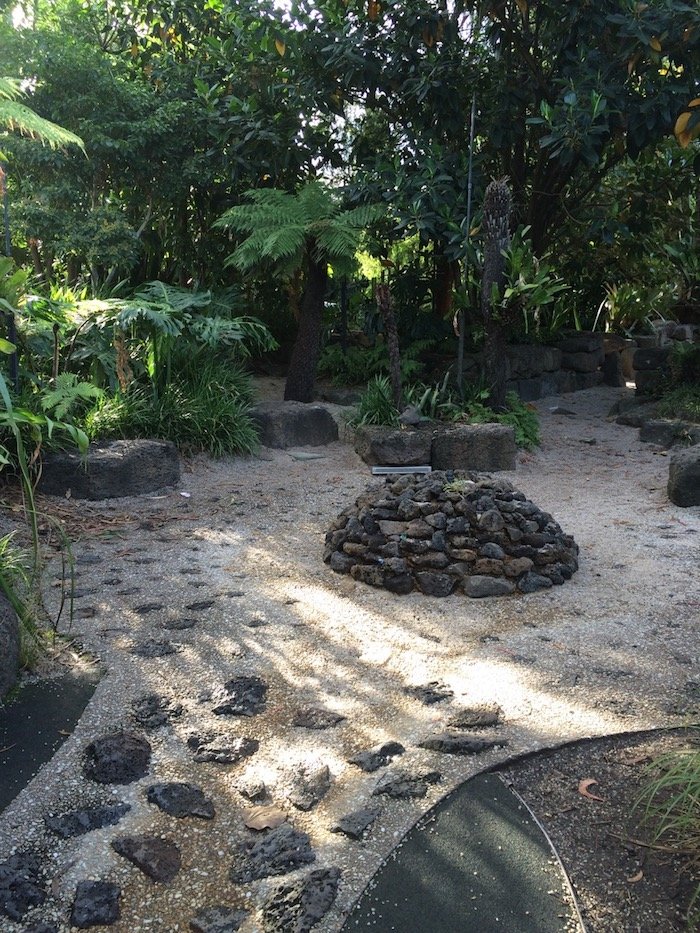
{"left": 668, "top": 445, "right": 700, "bottom": 507}
{"left": 633, "top": 347, "right": 670, "bottom": 371}
{"left": 250, "top": 401, "right": 338, "bottom": 449}
{"left": 560, "top": 350, "right": 603, "bottom": 373}
{"left": 640, "top": 420, "right": 700, "bottom": 449}
{"left": 354, "top": 425, "right": 432, "bottom": 466}
{"left": 431, "top": 424, "right": 516, "bottom": 472}
{"left": 557, "top": 332, "right": 605, "bottom": 355}
{"left": 39, "top": 439, "right": 180, "bottom": 500}
{"left": 634, "top": 369, "right": 666, "bottom": 396}
{"left": 0, "top": 591, "right": 19, "bottom": 700}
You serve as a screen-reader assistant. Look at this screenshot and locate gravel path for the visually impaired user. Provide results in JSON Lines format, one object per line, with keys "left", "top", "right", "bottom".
{"left": 0, "top": 384, "right": 698, "bottom": 932}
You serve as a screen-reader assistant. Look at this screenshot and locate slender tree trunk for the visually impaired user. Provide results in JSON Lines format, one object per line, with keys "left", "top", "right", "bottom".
{"left": 433, "top": 251, "right": 457, "bottom": 319}
{"left": 284, "top": 254, "right": 328, "bottom": 403}
{"left": 481, "top": 179, "right": 513, "bottom": 411}
{"left": 376, "top": 281, "right": 402, "bottom": 409}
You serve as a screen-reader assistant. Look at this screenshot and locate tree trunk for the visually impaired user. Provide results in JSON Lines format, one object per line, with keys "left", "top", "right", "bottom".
{"left": 284, "top": 254, "right": 328, "bottom": 403}
{"left": 433, "top": 251, "right": 457, "bottom": 319}
{"left": 481, "top": 179, "right": 512, "bottom": 411}
{"left": 376, "top": 281, "right": 402, "bottom": 409}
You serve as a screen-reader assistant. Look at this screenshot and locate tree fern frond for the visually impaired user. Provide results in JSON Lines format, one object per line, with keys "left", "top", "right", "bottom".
{"left": 0, "top": 78, "right": 22, "bottom": 101}
{"left": 298, "top": 181, "right": 339, "bottom": 222}
{"left": 342, "top": 204, "right": 385, "bottom": 228}
{"left": 135, "top": 281, "right": 211, "bottom": 313}
{"left": 315, "top": 226, "right": 359, "bottom": 260}
{"left": 41, "top": 373, "right": 104, "bottom": 420}
{"left": 0, "top": 91, "right": 84, "bottom": 151}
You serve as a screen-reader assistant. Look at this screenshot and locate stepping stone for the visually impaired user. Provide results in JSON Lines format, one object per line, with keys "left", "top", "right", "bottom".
{"left": 448, "top": 705, "right": 502, "bottom": 729}
{"left": 45, "top": 803, "right": 131, "bottom": 838}
{"left": 131, "top": 639, "right": 178, "bottom": 658}
{"left": 162, "top": 617, "right": 197, "bottom": 631}
{"left": 134, "top": 603, "right": 164, "bottom": 615}
{"left": 146, "top": 782, "right": 215, "bottom": 819}
{"left": 373, "top": 769, "right": 441, "bottom": 800}
{"left": 404, "top": 682, "right": 453, "bottom": 705}
{"left": 261, "top": 867, "right": 341, "bottom": 932}
{"left": 211, "top": 676, "right": 267, "bottom": 716}
{"left": 188, "top": 733, "right": 259, "bottom": 765}
{"left": 187, "top": 600, "right": 216, "bottom": 611}
{"left": 0, "top": 852, "right": 45, "bottom": 921}
{"left": 132, "top": 693, "right": 183, "bottom": 730}
{"left": 71, "top": 880, "right": 120, "bottom": 928}
{"left": 112, "top": 835, "right": 181, "bottom": 883}
{"left": 348, "top": 741, "right": 405, "bottom": 773}
{"left": 331, "top": 806, "right": 381, "bottom": 840}
{"left": 83, "top": 732, "right": 151, "bottom": 784}
{"left": 288, "top": 763, "right": 331, "bottom": 811}
{"left": 418, "top": 734, "right": 504, "bottom": 755}
{"left": 231, "top": 824, "right": 315, "bottom": 883}
{"left": 190, "top": 906, "right": 249, "bottom": 933}
{"left": 292, "top": 707, "right": 345, "bottom": 730}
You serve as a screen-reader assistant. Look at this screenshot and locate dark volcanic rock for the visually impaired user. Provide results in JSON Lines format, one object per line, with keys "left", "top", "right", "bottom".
{"left": 517, "top": 571, "right": 554, "bottom": 593}
{"left": 131, "top": 693, "right": 183, "bottom": 730}
{"left": 0, "top": 591, "right": 19, "bottom": 700}
{"left": 292, "top": 707, "right": 346, "bottom": 730}
{"left": 211, "top": 676, "right": 268, "bottom": 716}
{"left": 348, "top": 741, "right": 405, "bottom": 773}
{"left": 250, "top": 401, "right": 338, "bottom": 449}
{"left": 187, "top": 732, "right": 259, "bottom": 764}
{"left": 463, "top": 576, "right": 515, "bottom": 598}
{"left": 373, "top": 769, "right": 441, "bottom": 800}
{"left": 261, "top": 867, "right": 341, "bottom": 933}
{"left": 190, "top": 906, "right": 249, "bottom": 933}
{"left": 231, "top": 824, "right": 315, "bottom": 883}
{"left": 112, "top": 835, "right": 181, "bottom": 882}
{"left": 83, "top": 732, "right": 151, "bottom": 784}
{"left": 0, "top": 852, "right": 45, "bottom": 921}
{"left": 23, "top": 923, "right": 58, "bottom": 933}
{"left": 45, "top": 803, "right": 131, "bottom": 838}
{"left": 668, "top": 445, "right": 700, "bottom": 507}
{"left": 448, "top": 705, "right": 502, "bottom": 729}
{"left": 418, "top": 733, "right": 504, "bottom": 755}
{"left": 71, "top": 880, "right": 121, "bottom": 928}
{"left": 288, "top": 764, "right": 332, "bottom": 811}
{"left": 331, "top": 806, "right": 382, "bottom": 840}
{"left": 131, "top": 639, "right": 178, "bottom": 658}
{"left": 405, "top": 682, "right": 453, "bottom": 705}
{"left": 146, "top": 782, "right": 215, "bottom": 819}
{"left": 415, "top": 571, "right": 455, "bottom": 597}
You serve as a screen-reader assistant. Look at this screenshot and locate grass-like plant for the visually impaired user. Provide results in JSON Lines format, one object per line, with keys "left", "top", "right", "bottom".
{"left": 351, "top": 375, "right": 400, "bottom": 427}
{"left": 657, "top": 386, "right": 700, "bottom": 424}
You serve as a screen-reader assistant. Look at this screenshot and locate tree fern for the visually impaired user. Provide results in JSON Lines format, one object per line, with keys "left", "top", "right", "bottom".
{"left": 0, "top": 77, "right": 84, "bottom": 151}
{"left": 41, "top": 373, "right": 104, "bottom": 420}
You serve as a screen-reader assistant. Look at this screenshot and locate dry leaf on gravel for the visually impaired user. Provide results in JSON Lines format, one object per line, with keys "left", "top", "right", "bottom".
{"left": 578, "top": 778, "right": 605, "bottom": 801}
{"left": 243, "top": 805, "right": 287, "bottom": 831}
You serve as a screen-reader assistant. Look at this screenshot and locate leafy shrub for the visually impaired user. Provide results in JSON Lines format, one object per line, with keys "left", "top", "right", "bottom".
{"left": 317, "top": 340, "right": 429, "bottom": 387}
{"left": 351, "top": 375, "right": 400, "bottom": 427}
{"left": 657, "top": 386, "right": 700, "bottom": 423}
{"left": 670, "top": 342, "right": 700, "bottom": 387}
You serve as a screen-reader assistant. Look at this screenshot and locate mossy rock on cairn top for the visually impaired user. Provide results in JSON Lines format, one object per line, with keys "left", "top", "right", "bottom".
{"left": 324, "top": 471, "right": 578, "bottom": 598}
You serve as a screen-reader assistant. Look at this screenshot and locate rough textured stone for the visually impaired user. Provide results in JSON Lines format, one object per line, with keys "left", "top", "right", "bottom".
{"left": 293, "top": 707, "right": 346, "bottom": 730}
{"left": 448, "top": 705, "right": 502, "bottom": 729}
{"left": 130, "top": 638, "right": 178, "bottom": 658}
{"left": 668, "top": 446, "right": 700, "bottom": 507}
{"left": 633, "top": 346, "right": 670, "bottom": 371}
{"left": 635, "top": 369, "right": 666, "bottom": 396}
{"left": 349, "top": 741, "right": 405, "bottom": 773}
{"left": 405, "top": 682, "right": 453, "bottom": 704}
{"left": 71, "top": 880, "right": 121, "bottom": 928}
{"left": 187, "top": 732, "right": 259, "bottom": 764}
{"left": 288, "top": 764, "right": 332, "bottom": 811}
{"left": 250, "top": 401, "right": 338, "bottom": 449}
{"left": 557, "top": 332, "right": 605, "bottom": 355}
{"left": 190, "top": 906, "right": 249, "bottom": 933}
{"left": 518, "top": 571, "right": 554, "bottom": 593}
{"left": 418, "top": 734, "right": 503, "bottom": 755}
{"left": 112, "top": 835, "right": 181, "bottom": 882}
{"left": 83, "top": 732, "right": 151, "bottom": 784}
{"left": 560, "top": 350, "right": 602, "bottom": 373}
{"left": 211, "top": 676, "right": 267, "bottom": 716}
{"left": 0, "top": 591, "right": 19, "bottom": 700}
{"left": 463, "top": 576, "right": 516, "bottom": 598}
{"left": 45, "top": 803, "right": 131, "bottom": 838}
{"left": 354, "top": 425, "right": 432, "bottom": 466}
{"left": 415, "top": 571, "right": 455, "bottom": 597}
{"left": 261, "top": 867, "right": 340, "bottom": 933}
{"left": 231, "top": 824, "right": 315, "bottom": 883}
{"left": 131, "top": 693, "right": 183, "bottom": 730}
{"left": 431, "top": 424, "right": 516, "bottom": 472}
{"left": 0, "top": 852, "right": 45, "bottom": 921}
{"left": 39, "top": 439, "right": 180, "bottom": 499}
{"left": 373, "top": 769, "right": 441, "bottom": 800}
{"left": 331, "top": 806, "right": 382, "bottom": 840}
{"left": 640, "top": 420, "right": 700, "bottom": 449}
{"left": 147, "top": 782, "right": 215, "bottom": 819}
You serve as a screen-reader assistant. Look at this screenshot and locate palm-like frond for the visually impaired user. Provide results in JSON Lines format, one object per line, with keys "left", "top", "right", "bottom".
{"left": 0, "top": 78, "right": 84, "bottom": 151}
{"left": 135, "top": 281, "right": 211, "bottom": 313}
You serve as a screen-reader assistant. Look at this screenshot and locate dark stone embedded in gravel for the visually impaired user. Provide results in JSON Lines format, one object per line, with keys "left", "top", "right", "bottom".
{"left": 112, "top": 834, "right": 181, "bottom": 883}
{"left": 288, "top": 764, "right": 332, "bottom": 811}
{"left": 189, "top": 906, "right": 249, "bottom": 933}
{"left": 405, "top": 682, "right": 453, "bottom": 704}
{"left": 187, "top": 600, "right": 216, "bottom": 611}
{"left": 292, "top": 707, "right": 346, "bottom": 730}
{"left": 131, "top": 639, "right": 178, "bottom": 658}
{"left": 23, "top": 922, "right": 58, "bottom": 933}
{"left": 45, "top": 803, "right": 131, "bottom": 838}
{"left": 146, "top": 782, "right": 215, "bottom": 819}
{"left": 518, "top": 571, "right": 554, "bottom": 593}
{"left": 0, "top": 852, "right": 46, "bottom": 921}
{"left": 331, "top": 806, "right": 382, "bottom": 840}
{"left": 418, "top": 734, "right": 504, "bottom": 755}
{"left": 348, "top": 741, "right": 405, "bottom": 773}
{"left": 261, "top": 867, "right": 341, "bottom": 933}
{"left": 325, "top": 472, "right": 578, "bottom": 598}
{"left": 373, "top": 769, "right": 441, "bottom": 800}
{"left": 448, "top": 705, "right": 502, "bottom": 729}
{"left": 83, "top": 731, "right": 151, "bottom": 784}
{"left": 162, "top": 617, "right": 197, "bottom": 630}
{"left": 131, "top": 693, "right": 183, "bottom": 730}
{"left": 134, "top": 602, "right": 164, "bottom": 614}
{"left": 211, "top": 676, "right": 268, "bottom": 716}
{"left": 187, "top": 732, "right": 259, "bottom": 764}
{"left": 231, "top": 824, "right": 315, "bottom": 883}
{"left": 71, "top": 880, "right": 121, "bottom": 928}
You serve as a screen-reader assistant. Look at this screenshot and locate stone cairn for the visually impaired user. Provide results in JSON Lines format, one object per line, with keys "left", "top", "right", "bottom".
{"left": 324, "top": 472, "right": 578, "bottom": 597}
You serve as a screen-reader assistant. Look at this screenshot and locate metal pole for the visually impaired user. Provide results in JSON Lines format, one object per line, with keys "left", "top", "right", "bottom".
{"left": 0, "top": 163, "right": 19, "bottom": 392}
{"left": 457, "top": 92, "right": 476, "bottom": 400}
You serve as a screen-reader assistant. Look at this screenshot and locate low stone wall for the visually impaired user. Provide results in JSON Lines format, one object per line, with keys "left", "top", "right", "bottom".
{"left": 354, "top": 423, "right": 516, "bottom": 472}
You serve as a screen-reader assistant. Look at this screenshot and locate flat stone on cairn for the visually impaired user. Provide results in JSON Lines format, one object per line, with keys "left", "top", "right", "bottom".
{"left": 324, "top": 471, "right": 578, "bottom": 597}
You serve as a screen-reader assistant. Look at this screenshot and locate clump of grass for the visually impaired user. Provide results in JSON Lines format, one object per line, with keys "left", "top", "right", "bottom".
{"left": 637, "top": 740, "right": 700, "bottom": 923}
{"left": 351, "top": 375, "right": 400, "bottom": 427}
{"left": 657, "top": 386, "right": 700, "bottom": 424}
{"left": 0, "top": 532, "right": 43, "bottom": 668}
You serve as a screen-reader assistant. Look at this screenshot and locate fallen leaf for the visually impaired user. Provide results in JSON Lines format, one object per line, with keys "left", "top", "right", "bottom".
{"left": 627, "top": 870, "right": 644, "bottom": 883}
{"left": 578, "top": 778, "right": 605, "bottom": 801}
{"left": 244, "top": 805, "right": 287, "bottom": 831}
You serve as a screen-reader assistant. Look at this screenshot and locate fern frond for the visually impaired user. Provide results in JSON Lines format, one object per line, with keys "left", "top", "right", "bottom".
{"left": 41, "top": 374, "right": 104, "bottom": 420}
{"left": 0, "top": 85, "right": 84, "bottom": 151}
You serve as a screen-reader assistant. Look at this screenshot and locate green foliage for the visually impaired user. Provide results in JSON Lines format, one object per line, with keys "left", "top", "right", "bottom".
{"left": 351, "top": 376, "right": 400, "bottom": 427}
{"left": 669, "top": 342, "right": 700, "bottom": 387}
{"left": 86, "top": 361, "right": 259, "bottom": 457}
{"left": 40, "top": 373, "right": 104, "bottom": 420}
{"left": 637, "top": 739, "right": 700, "bottom": 925}
{"left": 657, "top": 386, "right": 700, "bottom": 423}
{"left": 592, "top": 283, "right": 669, "bottom": 336}
{"left": 0, "top": 75, "right": 84, "bottom": 150}
{"left": 317, "top": 340, "right": 426, "bottom": 386}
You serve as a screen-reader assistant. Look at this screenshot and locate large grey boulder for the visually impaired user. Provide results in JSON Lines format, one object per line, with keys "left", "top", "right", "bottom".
{"left": 640, "top": 420, "right": 700, "bottom": 449}
{"left": 354, "top": 425, "right": 432, "bottom": 466}
{"left": 431, "top": 424, "right": 516, "bottom": 472}
{"left": 39, "top": 440, "right": 180, "bottom": 500}
{"left": 0, "top": 591, "right": 19, "bottom": 699}
{"left": 668, "top": 445, "right": 700, "bottom": 507}
{"left": 250, "top": 401, "right": 338, "bottom": 449}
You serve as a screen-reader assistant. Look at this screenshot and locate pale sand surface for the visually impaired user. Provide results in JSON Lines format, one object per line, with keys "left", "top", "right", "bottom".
{"left": 0, "top": 383, "right": 698, "bottom": 931}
